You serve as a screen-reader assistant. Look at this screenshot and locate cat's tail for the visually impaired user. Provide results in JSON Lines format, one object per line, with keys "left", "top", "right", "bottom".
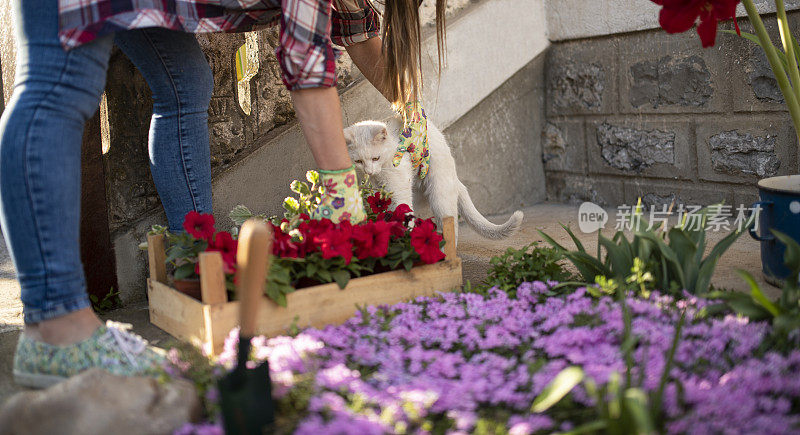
{"left": 457, "top": 183, "right": 523, "bottom": 239}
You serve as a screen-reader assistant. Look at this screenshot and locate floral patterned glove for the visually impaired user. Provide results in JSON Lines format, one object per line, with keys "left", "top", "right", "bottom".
{"left": 311, "top": 165, "right": 367, "bottom": 224}
{"left": 392, "top": 101, "right": 430, "bottom": 179}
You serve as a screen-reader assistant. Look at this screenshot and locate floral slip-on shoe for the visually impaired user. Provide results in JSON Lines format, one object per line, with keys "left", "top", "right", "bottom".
{"left": 13, "top": 320, "right": 165, "bottom": 389}
{"left": 311, "top": 165, "right": 367, "bottom": 224}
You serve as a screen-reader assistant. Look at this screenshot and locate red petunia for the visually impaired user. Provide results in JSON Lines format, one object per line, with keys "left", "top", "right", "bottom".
{"left": 652, "top": 0, "right": 740, "bottom": 48}
{"left": 207, "top": 231, "right": 238, "bottom": 273}
{"left": 272, "top": 224, "right": 302, "bottom": 258}
{"left": 410, "top": 219, "right": 445, "bottom": 264}
{"left": 183, "top": 211, "right": 215, "bottom": 240}
{"left": 313, "top": 222, "right": 354, "bottom": 264}
{"left": 352, "top": 221, "right": 392, "bottom": 259}
{"left": 388, "top": 203, "right": 413, "bottom": 225}
{"left": 366, "top": 192, "right": 392, "bottom": 214}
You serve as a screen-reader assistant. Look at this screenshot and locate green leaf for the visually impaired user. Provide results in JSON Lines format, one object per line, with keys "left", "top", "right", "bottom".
{"left": 306, "top": 170, "right": 320, "bottom": 185}
{"left": 537, "top": 230, "right": 569, "bottom": 252}
{"left": 531, "top": 366, "right": 584, "bottom": 413}
{"left": 738, "top": 270, "right": 781, "bottom": 317}
{"left": 173, "top": 262, "right": 197, "bottom": 280}
{"left": 228, "top": 205, "right": 254, "bottom": 226}
{"left": 599, "top": 234, "right": 632, "bottom": 279}
{"left": 283, "top": 197, "right": 300, "bottom": 213}
{"left": 559, "top": 421, "right": 607, "bottom": 435}
{"left": 561, "top": 224, "right": 587, "bottom": 253}
{"left": 332, "top": 269, "right": 350, "bottom": 289}
{"left": 623, "top": 388, "right": 656, "bottom": 435}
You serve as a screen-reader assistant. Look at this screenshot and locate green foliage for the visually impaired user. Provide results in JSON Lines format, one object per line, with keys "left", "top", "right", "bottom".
{"left": 483, "top": 242, "right": 572, "bottom": 294}
{"left": 709, "top": 229, "right": 800, "bottom": 351}
{"left": 89, "top": 287, "right": 121, "bottom": 314}
{"left": 149, "top": 224, "right": 209, "bottom": 281}
{"left": 539, "top": 201, "right": 751, "bottom": 297}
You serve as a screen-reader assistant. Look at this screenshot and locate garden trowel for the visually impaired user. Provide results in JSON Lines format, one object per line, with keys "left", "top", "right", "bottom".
{"left": 219, "top": 219, "right": 275, "bottom": 434}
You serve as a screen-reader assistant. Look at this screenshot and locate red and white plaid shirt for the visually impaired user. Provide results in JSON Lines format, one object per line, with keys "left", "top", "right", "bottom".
{"left": 57, "top": 0, "right": 380, "bottom": 90}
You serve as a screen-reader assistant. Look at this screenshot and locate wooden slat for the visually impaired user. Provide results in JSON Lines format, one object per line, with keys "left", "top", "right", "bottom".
{"left": 442, "top": 216, "right": 457, "bottom": 259}
{"left": 148, "top": 279, "right": 208, "bottom": 346}
{"left": 205, "top": 258, "right": 463, "bottom": 354}
{"left": 147, "top": 234, "right": 167, "bottom": 284}
{"left": 199, "top": 251, "right": 227, "bottom": 305}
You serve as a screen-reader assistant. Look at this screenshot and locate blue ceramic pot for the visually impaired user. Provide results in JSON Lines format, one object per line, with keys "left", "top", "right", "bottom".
{"left": 750, "top": 175, "right": 800, "bottom": 285}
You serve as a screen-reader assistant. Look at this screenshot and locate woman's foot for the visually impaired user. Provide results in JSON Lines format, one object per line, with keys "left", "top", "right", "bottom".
{"left": 311, "top": 165, "right": 367, "bottom": 223}
{"left": 14, "top": 317, "right": 165, "bottom": 389}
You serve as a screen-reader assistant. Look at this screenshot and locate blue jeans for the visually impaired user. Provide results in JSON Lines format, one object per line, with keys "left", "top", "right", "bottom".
{"left": 0, "top": 0, "right": 214, "bottom": 323}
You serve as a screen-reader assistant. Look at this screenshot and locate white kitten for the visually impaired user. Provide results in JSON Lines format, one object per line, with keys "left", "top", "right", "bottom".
{"left": 344, "top": 116, "right": 523, "bottom": 242}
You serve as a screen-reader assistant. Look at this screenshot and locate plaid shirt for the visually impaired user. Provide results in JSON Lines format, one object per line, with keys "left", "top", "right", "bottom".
{"left": 57, "top": 0, "right": 379, "bottom": 90}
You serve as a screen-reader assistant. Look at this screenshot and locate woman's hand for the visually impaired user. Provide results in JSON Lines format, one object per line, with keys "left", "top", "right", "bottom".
{"left": 393, "top": 101, "right": 430, "bottom": 179}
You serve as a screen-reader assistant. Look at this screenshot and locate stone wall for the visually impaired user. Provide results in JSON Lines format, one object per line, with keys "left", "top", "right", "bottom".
{"left": 543, "top": 12, "right": 800, "bottom": 209}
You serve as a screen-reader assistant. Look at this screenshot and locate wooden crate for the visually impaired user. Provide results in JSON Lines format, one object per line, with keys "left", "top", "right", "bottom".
{"left": 147, "top": 217, "right": 463, "bottom": 355}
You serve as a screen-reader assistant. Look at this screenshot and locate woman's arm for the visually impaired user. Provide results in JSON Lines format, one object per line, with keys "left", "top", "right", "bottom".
{"left": 345, "top": 37, "right": 391, "bottom": 101}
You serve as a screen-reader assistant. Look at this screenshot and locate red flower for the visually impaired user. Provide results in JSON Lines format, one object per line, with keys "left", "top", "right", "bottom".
{"left": 272, "top": 224, "right": 301, "bottom": 258}
{"left": 183, "top": 211, "right": 215, "bottom": 240}
{"left": 652, "top": 0, "right": 740, "bottom": 48}
{"left": 410, "top": 219, "right": 445, "bottom": 264}
{"left": 389, "top": 204, "right": 413, "bottom": 224}
{"left": 352, "top": 221, "right": 392, "bottom": 259}
{"left": 313, "top": 222, "right": 354, "bottom": 264}
{"left": 207, "top": 231, "right": 238, "bottom": 273}
{"left": 366, "top": 192, "right": 392, "bottom": 214}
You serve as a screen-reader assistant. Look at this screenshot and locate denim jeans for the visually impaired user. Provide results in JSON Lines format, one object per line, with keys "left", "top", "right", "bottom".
{"left": 0, "top": 0, "right": 214, "bottom": 323}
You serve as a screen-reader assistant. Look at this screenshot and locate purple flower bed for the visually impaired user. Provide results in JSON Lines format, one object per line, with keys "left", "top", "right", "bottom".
{"left": 174, "top": 283, "right": 800, "bottom": 434}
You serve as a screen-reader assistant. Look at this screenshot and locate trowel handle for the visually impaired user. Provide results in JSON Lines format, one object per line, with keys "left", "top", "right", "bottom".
{"left": 236, "top": 219, "right": 273, "bottom": 338}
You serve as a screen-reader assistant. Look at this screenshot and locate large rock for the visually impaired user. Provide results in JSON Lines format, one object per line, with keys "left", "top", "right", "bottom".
{"left": 0, "top": 369, "right": 201, "bottom": 435}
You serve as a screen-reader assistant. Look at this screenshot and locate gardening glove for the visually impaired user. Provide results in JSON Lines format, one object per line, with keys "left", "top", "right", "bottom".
{"left": 392, "top": 101, "right": 430, "bottom": 179}
{"left": 311, "top": 165, "right": 367, "bottom": 224}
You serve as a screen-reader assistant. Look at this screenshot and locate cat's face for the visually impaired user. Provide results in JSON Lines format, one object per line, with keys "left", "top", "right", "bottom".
{"left": 343, "top": 121, "right": 394, "bottom": 176}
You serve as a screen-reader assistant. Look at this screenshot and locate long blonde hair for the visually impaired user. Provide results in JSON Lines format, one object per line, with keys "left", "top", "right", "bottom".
{"left": 378, "top": 0, "right": 447, "bottom": 110}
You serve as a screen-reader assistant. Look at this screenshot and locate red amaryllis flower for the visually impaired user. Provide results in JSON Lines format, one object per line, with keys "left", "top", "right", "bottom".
{"left": 366, "top": 192, "right": 392, "bottom": 214}
{"left": 313, "top": 222, "right": 354, "bottom": 264}
{"left": 183, "top": 211, "right": 215, "bottom": 240}
{"left": 652, "top": 0, "right": 740, "bottom": 48}
{"left": 208, "top": 231, "right": 238, "bottom": 273}
{"left": 410, "top": 219, "right": 445, "bottom": 264}
{"left": 352, "top": 221, "right": 392, "bottom": 259}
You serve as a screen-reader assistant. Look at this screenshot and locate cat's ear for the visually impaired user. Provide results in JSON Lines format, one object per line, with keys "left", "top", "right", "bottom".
{"left": 342, "top": 127, "right": 354, "bottom": 146}
{"left": 371, "top": 125, "right": 389, "bottom": 145}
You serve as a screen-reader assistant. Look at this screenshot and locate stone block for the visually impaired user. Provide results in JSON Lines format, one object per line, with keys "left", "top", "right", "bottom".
{"left": 622, "top": 180, "right": 734, "bottom": 208}
{"left": 542, "top": 119, "right": 586, "bottom": 174}
{"left": 727, "top": 14, "right": 797, "bottom": 113}
{"left": 545, "top": 173, "right": 624, "bottom": 207}
{"left": 546, "top": 40, "right": 618, "bottom": 116}
{"left": 585, "top": 119, "right": 694, "bottom": 180}
{"left": 618, "top": 30, "right": 732, "bottom": 114}
{"left": 696, "top": 116, "right": 798, "bottom": 184}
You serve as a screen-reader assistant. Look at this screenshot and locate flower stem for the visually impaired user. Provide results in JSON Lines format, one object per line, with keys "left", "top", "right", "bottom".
{"left": 775, "top": 0, "right": 800, "bottom": 105}
{"left": 742, "top": 0, "right": 800, "bottom": 144}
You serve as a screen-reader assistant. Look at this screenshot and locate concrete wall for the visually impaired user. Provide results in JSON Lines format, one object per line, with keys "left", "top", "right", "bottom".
{"left": 543, "top": 11, "right": 799, "bottom": 209}
{"left": 547, "top": 0, "right": 800, "bottom": 41}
